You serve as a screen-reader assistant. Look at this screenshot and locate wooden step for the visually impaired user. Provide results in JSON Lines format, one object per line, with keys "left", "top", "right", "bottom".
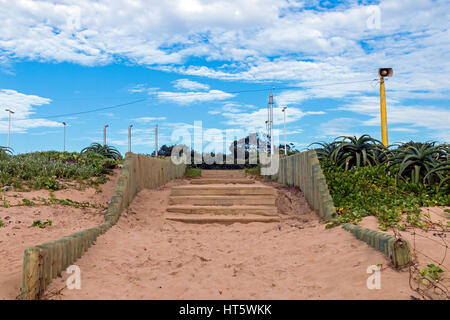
{"left": 190, "top": 178, "right": 254, "bottom": 185}
{"left": 201, "top": 170, "right": 245, "bottom": 178}
{"left": 168, "top": 195, "right": 276, "bottom": 206}
{"left": 166, "top": 205, "right": 278, "bottom": 216}
{"left": 171, "top": 185, "right": 275, "bottom": 196}
{"left": 165, "top": 213, "right": 280, "bottom": 224}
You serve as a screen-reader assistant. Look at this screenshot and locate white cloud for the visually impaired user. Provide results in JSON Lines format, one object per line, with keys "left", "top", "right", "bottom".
{"left": 0, "top": 89, "right": 61, "bottom": 134}
{"left": 222, "top": 106, "right": 324, "bottom": 131}
{"left": 128, "top": 84, "right": 148, "bottom": 93}
{"left": 390, "top": 127, "right": 418, "bottom": 133}
{"left": 338, "top": 96, "right": 450, "bottom": 142}
{"left": 209, "top": 102, "right": 257, "bottom": 115}
{"left": 318, "top": 117, "right": 363, "bottom": 138}
{"left": 156, "top": 90, "right": 234, "bottom": 105}
{"left": 339, "top": 96, "right": 450, "bottom": 130}
{"left": 172, "top": 79, "right": 209, "bottom": 91}
{"left": 133, "top": 117, "right": 166, "bottom": 123}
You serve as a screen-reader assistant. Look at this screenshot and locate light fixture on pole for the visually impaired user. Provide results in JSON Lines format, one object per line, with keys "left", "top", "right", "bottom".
{"left": 128, "top": 124, "right": 133, "bottom": 153}
{"left": 378, "top": 68, "right": 393, "bottom": 147}
{"left": 155, "top": 124, "right": 158, "bottom": 157}
{"left": 103, "top": 124, "right": 109, "bottom": 146}
{"left": 62, "top": 122, "right": 67, "bottom": 152}
{"left": 282, "top": 106, "right": 287, "bottom": 156}
{"left": 5, "top": 109, "right": 14, "bottom": 149}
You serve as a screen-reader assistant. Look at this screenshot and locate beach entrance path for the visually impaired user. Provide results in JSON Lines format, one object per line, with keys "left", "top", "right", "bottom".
{"left": 44, "top": 173, "right": 416, "bottom": 300}
{"left": 166, "top": 170, "right": 280, "bottom": 224}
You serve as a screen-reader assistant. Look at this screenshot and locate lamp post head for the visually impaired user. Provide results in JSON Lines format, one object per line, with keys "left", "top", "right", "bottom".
{"left": 282, "top": 107, "right": 287, "bottom": 112}
{"left": 62, "top": 122, "right": 66, "bottom": 126}
{"left": 378, "top": 68, "right": 393, "bottom": 78}
{"left": 5, "top": 109, "right": 14, "bottom": 114}
{"left": 104, "top": 124, "right": 109, "bottom": 129}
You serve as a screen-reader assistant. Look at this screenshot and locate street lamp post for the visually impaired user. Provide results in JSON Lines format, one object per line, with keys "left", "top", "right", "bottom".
{"left": 282, "top": 107, "right": 287, "bottom": 156}
{"left": 155, "top": 124, "right": 158, "bottom": 157}
{"left": 269, "top": 92, "right": 274, "bottom": 154}
{"left": 5, "top": 109, "right": 14, "bottom": 149}
{"left": 265, "top": 120, "right": 269, "bottom": 152}
{"left": 128, "top": 124, "right": 133, "bottom": 153}
{"left": 378, "top": 68, "right": 393, "bottom": 147}
{"left": 62, "top": 122, "right": 67, "bottom": 152}
{"left": 103, "top": 124, "right": 109, "bottom": 146}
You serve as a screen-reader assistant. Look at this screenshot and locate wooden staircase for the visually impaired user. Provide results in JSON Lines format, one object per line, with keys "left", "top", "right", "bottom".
{"left": 166, "top": 170, "right": 280, "bottom": 224}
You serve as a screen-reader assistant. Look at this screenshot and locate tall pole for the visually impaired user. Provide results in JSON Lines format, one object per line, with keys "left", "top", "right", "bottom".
{"left": 103, "top": 124, "right": 109, "bottom": 146}
{"left": 128, "top": 124, "right": 133, "bottom": 153}
{"left": 269, "top": 92, "right": 274, "bottom": 154}
{"left": 379, "top": 76, "right": 388, "bottom": 147}
{"left": 378, "top": 68, "right": 393, "bottom": 147}
{"left": 62, "top": 122, "right": 66, "bottom": 152}
{"left": 282, "top": 107, "right": 287, "bottom": 156}
{"left": 265, "top": 120, "right": 268, "bottom": 152}
{"left": 5, "top": 109, "right": 14, "bottom": 149}
{"left": 266, "top": 98, "right": 270, "bottom": 153}
{"left": 155, "top": 124, "right": 158, "bottom": 157}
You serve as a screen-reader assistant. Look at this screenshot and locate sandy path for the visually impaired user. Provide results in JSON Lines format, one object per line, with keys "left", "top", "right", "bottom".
{"left": 46, "top": 179, "right": 416, "bottom": 300}
{"left": 0, "top": 169, "right": 121, "bottom": 300}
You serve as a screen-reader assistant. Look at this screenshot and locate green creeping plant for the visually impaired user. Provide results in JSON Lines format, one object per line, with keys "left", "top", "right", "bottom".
{"left": 419, "top": 264, "right": 444, "bottom": 281}
{"left": 321, "top": 158, "right": 449, "bottom": 230}
{"left": 31, "top": 219, "right": 53, "bottom": 229}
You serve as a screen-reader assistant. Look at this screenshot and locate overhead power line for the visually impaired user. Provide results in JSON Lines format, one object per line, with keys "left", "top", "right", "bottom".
{"left": 4, "top": 78, "right": 377, "bottom": 122}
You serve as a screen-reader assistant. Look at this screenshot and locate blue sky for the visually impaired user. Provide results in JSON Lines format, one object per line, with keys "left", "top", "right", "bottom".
{"left": 0, "top": 0, "right": 449, "bottom": 156}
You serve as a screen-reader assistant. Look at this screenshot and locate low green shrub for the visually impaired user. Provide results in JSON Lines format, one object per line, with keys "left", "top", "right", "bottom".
{"left": 322, "top": 163, "right": 450, "bottom": 230}
{"left": 245, "top": 167, "right": 260, "bottom": 175}
{"left": 0, "top": 151, "right": 119, "bottom": 191}
{"left": 185, "top": 167, "right": 201, "bottom": 178}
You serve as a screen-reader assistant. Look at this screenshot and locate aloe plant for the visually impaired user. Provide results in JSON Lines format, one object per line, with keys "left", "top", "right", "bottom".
{"left": 388, "top": 143, "right": 447, "bottom": 185}
{"left": 423, "top": 161, "right": 450, "bottom": 190}
{"left": 330, "top": 135, "right": 387, "bottom": 170}
{"left": 0, "top": 146, "right": 13, "bottom": 160}
{"left": 308, "top": 141, "right": 340, "bottom": 161}
{"left": 81, "top": 143, "right": 122, "bottom": 160}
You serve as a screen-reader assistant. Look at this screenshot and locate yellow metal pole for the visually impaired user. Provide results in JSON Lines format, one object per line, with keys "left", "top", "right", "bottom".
{"left": 379, "top": 76, "right": 388, "bottom": 147}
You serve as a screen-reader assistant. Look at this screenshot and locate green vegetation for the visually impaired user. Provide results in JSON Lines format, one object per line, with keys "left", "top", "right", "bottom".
{"left": 419, "top": 264, "right": 444, "bottom": 281}
{"left": 0, "top": 219, "right": 3, "bottom": 227}
{"left": 322, "top": 164, "right": 449, "bottom": 230}
{"left": 32, "top": 219, "right": 53, "bottom": 229}
{"left": 328, "top": 135, "right": 387, "bottom": 170}
{"left": 0, "top": 146, "right": 13, "bottom": 160}
{"left": 245, "top": 166, "right": 260, "bottom": 175}
{"left": 388, "top": 142, "right": 447, "bottom": 185}
{"left": 309, "top": 141, "right": 340, "bottom": 162}
{"left": 81, "top": 143, "right": 123, "bottom": 160}
{"left": 310, "top": 135, "right": 449, "bottom": 231}
{"left": 1, "top": 195, "right": 106, "bottom": 209}
{"left": 0, "top": 151, "right": 119, "bottom": 191}
{"left": 278, "top": 143, "right": 299, "bottom": 156}
{"left": 185, "top": 167, "right": 201, "bottom": 178}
